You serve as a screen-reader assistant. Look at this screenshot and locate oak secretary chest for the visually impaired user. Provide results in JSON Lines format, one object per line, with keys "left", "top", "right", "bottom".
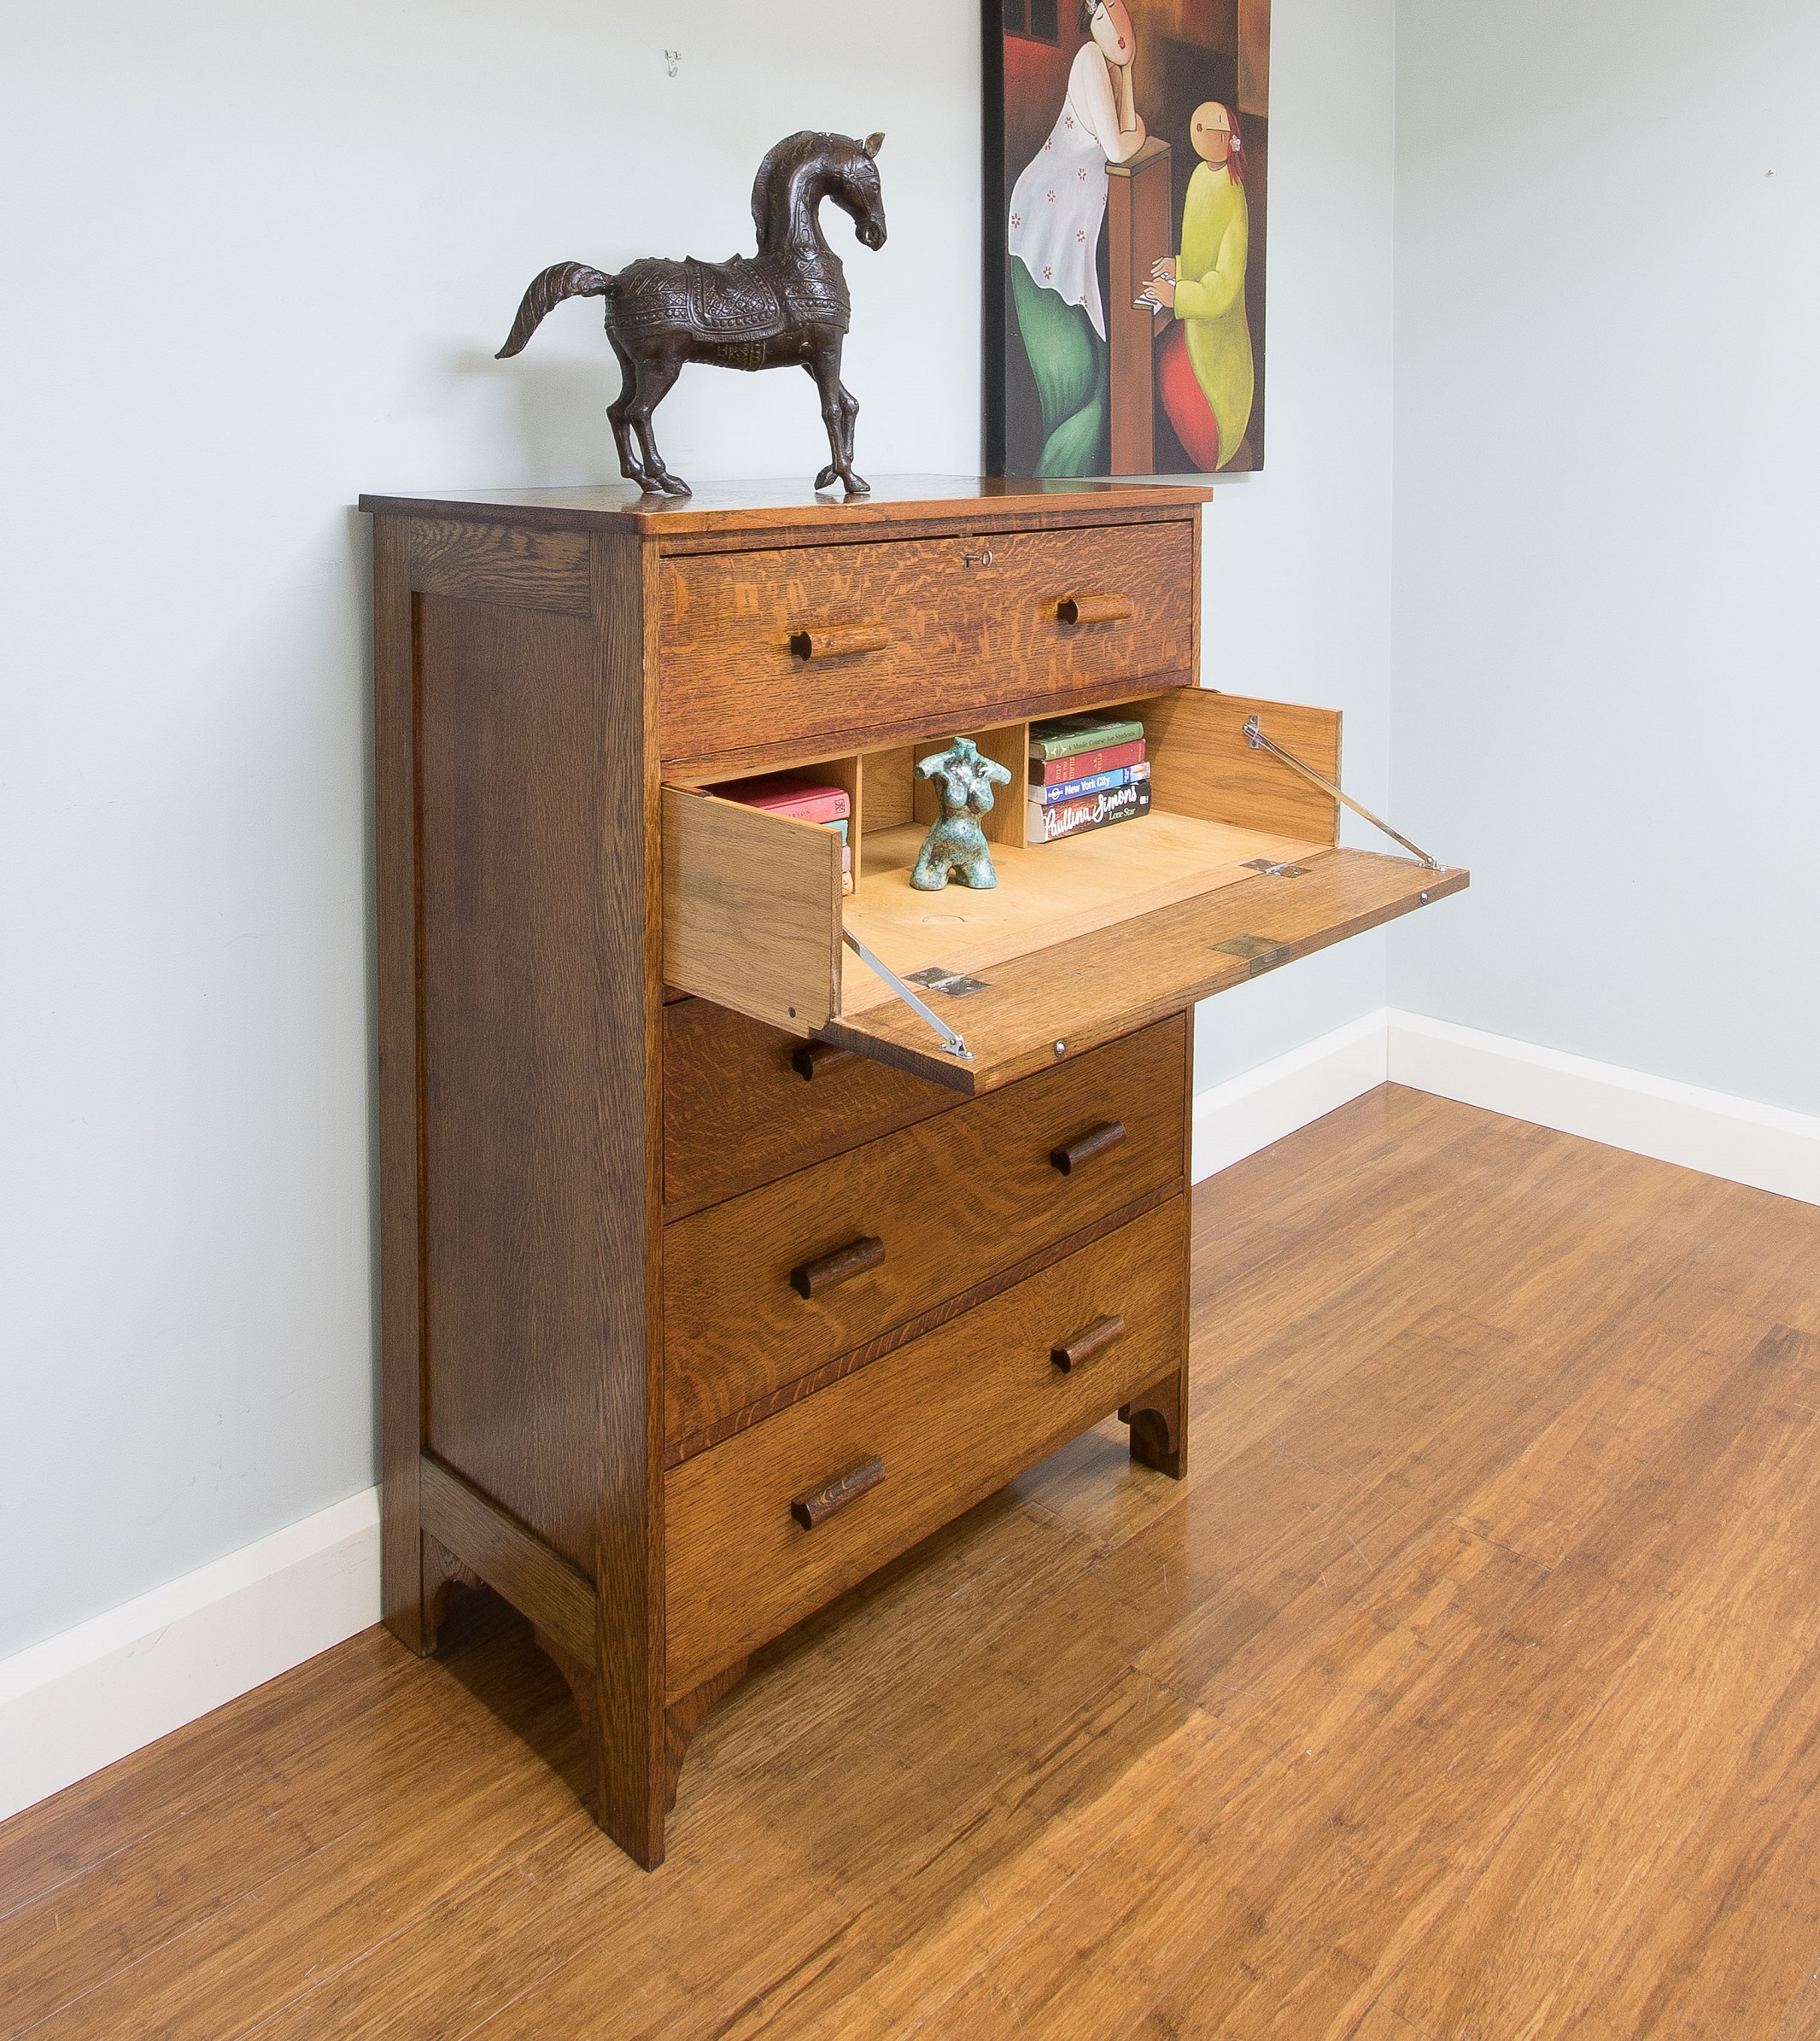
{"left": 360, "top": 477, "right": 1466, "bottom": 1869}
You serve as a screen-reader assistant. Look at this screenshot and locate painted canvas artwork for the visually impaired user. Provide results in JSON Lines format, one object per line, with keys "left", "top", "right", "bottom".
{"left": 984, "top": 0, "right": 1270, "bottom": 477}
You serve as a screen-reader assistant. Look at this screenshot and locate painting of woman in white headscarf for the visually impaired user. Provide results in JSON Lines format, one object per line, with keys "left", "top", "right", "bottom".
{"left": 986, "top": 0, "right": 1269, "bottom": 477}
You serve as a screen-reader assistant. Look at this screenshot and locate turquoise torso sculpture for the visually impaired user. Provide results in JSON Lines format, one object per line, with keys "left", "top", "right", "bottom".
{"left": 910, "top": 737, "right": 1013, "bottom": 891}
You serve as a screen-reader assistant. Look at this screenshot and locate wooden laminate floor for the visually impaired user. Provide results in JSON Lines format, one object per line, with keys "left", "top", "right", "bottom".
{"left": 7, "top": 1085, "right": 1820, "bottom": 2040}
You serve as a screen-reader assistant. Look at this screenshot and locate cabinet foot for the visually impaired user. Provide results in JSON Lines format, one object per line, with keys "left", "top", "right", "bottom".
{"left": 664, "top": 1658, "right": 751, "bottom": 1815}
{"left": 1120, "top": 1364, "right": 1188, "bottom": 1480}
{"left": 530, "top": 1625, "right": 627, "bottom": 1847}
{"left": 533, "top": 1625, "right": 606, "bottom": 1746}
{"left": 420, "top": 1534, "right": 482, "bottom": 1656}
{"left": 531, "top": 1634, "right": 749, "bottom": 1867}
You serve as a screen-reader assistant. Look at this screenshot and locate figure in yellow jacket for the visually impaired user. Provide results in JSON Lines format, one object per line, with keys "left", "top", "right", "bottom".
{"left": 1141, "top": 102, "right": 1254, "bottom": 471}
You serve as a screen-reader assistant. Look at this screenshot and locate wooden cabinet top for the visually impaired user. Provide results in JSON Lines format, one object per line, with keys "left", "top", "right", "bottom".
{"left": 358, "top": 473, "right": 1211, "bottom": 539}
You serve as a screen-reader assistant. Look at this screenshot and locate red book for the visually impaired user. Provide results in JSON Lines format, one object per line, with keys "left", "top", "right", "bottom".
{"left": 1028, "top": 738, "right": 1146, "bottom": 787}
{"left": 714, "top": 774, "right": 851, "bottom": 825}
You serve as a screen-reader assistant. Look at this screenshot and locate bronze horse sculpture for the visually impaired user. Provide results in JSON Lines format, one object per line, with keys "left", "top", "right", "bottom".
{"left": 497, "top": 130, "right": 886, "bottom": 497}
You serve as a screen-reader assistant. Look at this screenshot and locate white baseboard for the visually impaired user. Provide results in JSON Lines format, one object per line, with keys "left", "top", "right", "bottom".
{"left": 1191, "top": 1009, "right": 1389, "bottom": 1182}
{"left": 1188, "top": 1005, "right": 1820, "bottom": 1209}
{"left": 0, "top": 1488, "right": 380, "bottom": 1823}
{"left": 1387, "top": 1009, "right": 1820, "bottom": 1208}
{"left": 6, "top": 1012, "right": 1811, "bottom": 1828}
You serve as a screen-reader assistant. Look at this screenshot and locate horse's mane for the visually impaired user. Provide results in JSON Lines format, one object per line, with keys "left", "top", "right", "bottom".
{"left": 751, "top": 130, "right": 852, "bottom": 249}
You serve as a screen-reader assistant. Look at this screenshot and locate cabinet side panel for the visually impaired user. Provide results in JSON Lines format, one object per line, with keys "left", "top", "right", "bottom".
{"left": 372, "top": 517, "right": 427, "bottom": 1652}
{"left": 1142, "top": 688, "right": 1341, "bottom": 841}
{"left": 416, "top": 593, "right": 627, "bottom": 1572}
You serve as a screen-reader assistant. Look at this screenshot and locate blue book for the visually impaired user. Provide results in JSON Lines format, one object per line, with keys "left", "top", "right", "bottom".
{"left": 1034, "top": 760, "right": 1150, "bottom": 806}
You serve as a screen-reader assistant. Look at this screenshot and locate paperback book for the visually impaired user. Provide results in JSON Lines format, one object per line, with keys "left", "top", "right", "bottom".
{"left": 1033, "top": 760, "right": 1150, "bottom": 806}
{"left": 714, "top": 773, "right": 851, "bottom": 826}
{"left": 1027, "top": 779, "right": 1152, "bottom": 844}
{"left": 1028, "top": 714, "right": 1145, "bottom": 763}
{"left": 823, "top": 817, "right": 852, "bottom": 894}
{"left": 1028, "top": 737, "right": 1146, "bottom": 786}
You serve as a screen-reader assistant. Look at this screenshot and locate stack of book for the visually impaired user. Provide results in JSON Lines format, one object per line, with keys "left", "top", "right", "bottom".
{"left": 1026, "top": 714, "right": 1150, "bottom": 845}
{"left": 717, "top": 774, "right": 854, "bottom": 893}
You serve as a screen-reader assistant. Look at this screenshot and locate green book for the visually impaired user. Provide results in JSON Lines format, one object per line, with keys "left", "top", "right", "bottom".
{"left": 1029, "top": 713, "right": 1145, "bottom": 762}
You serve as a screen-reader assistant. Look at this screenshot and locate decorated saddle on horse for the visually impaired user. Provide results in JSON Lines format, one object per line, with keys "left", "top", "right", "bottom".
{"left": 607, "top": 254, "right": 848, "bottom": 345}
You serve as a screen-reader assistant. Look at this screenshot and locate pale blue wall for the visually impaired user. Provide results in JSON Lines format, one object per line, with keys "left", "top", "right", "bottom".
{"left": 1195, "top": 0, "right": 1399, "bottom": 1086}
{"left": 1390, "top": 0, "right": 1820, "bottom": 1114}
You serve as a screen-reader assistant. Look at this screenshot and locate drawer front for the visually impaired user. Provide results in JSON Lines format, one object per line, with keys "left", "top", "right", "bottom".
{"left": 664, "top": 1014, "right": 1188, "bottom": 1444}
{"left": 665, "top": 1196, "right": 1187, "bottom": 1697}
{"left": 658, "top": 520, "right": 1195, "bottom": 770}
{"left": 664, "top": 997, "right": 962, "bottom": 1217}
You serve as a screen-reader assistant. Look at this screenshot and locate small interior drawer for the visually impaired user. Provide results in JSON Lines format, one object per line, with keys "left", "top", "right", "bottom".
{"left": 661, "top": 686, "right": 1468, "bottom": 1096}
{"left": 664, "top": 1195, "right": 1188, "bottom": 1699}
{"left": 663, "top": 1015, "right": 1187, "bottom": 1447}
{"left": 657, "top": 520, "right": 1196, "bottom": 775}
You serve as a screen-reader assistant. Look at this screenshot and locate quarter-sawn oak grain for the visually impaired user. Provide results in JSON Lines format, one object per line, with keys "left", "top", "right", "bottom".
{"left": 1141, "top": 685, "right": 1343, "bottom": 841}
{"left": 418, "top": 1455, "right": 596, "bottom": 1669}
{"left": 658, "top": 522, "right": 1195, "bottom": 768}
{"left": 664, "top": 1182, "right": 1179, "bottom": 1468}
{"left": 662, "top": 997, "right": 961, "bottom": 1218}
{"left": 822, "top": 845, "right": 1465, "bottom": 1093}
{"left": 371, "top": 517, "right": 427, "bottom": 1657}
{"left": 415, "top": 592, "right": 612, "bottom": 1574}
{"left": 407, "top": 517, "right": 592, "bottom": 614}
{"left": 360, "top": 472, "right": 1212, "bottom": 539}
{"left": 662, "top": 1016, "right": 1186, "bottom": 1442}
{"left": 660, "top": 786, "right": 841, "bottom": 1033}
{"left": 664, "top": 1196, "right": 1189, "bottom": 1697}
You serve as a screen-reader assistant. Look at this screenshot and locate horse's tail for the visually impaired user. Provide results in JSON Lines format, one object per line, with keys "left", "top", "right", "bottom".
{"left": 495, "top": 262, "right": 611, "bottom": 358}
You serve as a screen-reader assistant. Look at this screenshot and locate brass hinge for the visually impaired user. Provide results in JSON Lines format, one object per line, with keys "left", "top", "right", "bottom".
{"left": 1214, "top": 934, "right": 1290, "bottom": 973}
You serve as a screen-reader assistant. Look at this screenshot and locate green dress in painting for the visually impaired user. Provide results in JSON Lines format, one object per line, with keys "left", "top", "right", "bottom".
{"left": 1010, "top": 261, "right": 1109, "bottom": 477}
{"left": 1006, "top": 28, "right": 1146, "bottom": 476}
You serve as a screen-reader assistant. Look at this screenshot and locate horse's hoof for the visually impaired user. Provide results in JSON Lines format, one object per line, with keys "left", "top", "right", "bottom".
{"left": 658, "top": 473, "right": 693, "bottom": 497}
{"left": 814, "top": 465, "right": 839, "bottom": 491}
{"left": 842, "top": 472, "right": 871, "bottom": 496}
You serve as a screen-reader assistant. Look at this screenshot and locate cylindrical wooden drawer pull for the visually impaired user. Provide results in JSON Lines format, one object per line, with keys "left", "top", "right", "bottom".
{"left": 788, "top": 623, "right": 891, "bottom": 660}
{"left": 791, "top": 1040, "right": 857, "bottom": 1082}
{"left": 791, "top": 1454, "right": 886, "bottom": 1530}
{"left": 789, "top": 1235, "right": 886, "bottom": 1299}
{"left": 1050, "top": 1120, "right": 1127, "bottom": 1176}
{"left": 1050, "top": 1314, "right": 1127, "bottom": 1374}
{"left": 1056, "top": 594, "right": 1133, "bottom": 626}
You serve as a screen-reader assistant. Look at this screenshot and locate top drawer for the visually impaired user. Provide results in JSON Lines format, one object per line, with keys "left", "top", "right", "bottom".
{"left": 658, "top": 520, "right": 1195, "bottom": 771}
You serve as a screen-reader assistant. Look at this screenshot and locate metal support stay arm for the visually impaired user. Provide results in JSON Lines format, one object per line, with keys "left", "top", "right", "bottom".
{"left": 1244, "top": 716, "right": 1444, "bottom": 871}
{"left": 840, "top": 929, "right": 973, "bottom": 1061}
